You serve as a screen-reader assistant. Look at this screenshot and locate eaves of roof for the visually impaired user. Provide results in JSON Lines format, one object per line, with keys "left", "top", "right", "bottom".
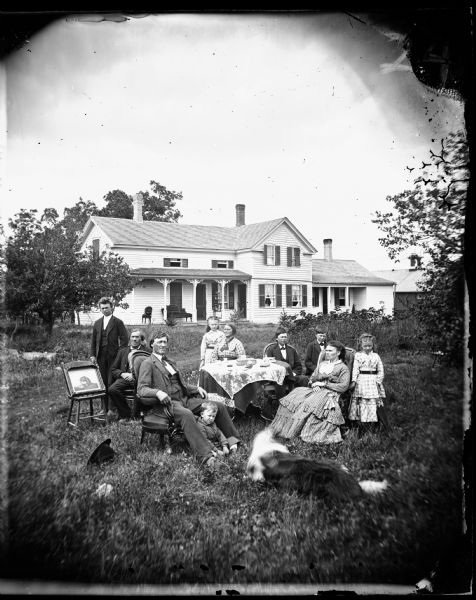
{"left": 131, "top": 267, "right": 251, "bottom": 280}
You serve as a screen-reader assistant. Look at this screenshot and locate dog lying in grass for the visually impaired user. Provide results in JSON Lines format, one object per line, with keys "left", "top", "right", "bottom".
{"left": 246, "top": 428, "right": 388, "bottom": 500}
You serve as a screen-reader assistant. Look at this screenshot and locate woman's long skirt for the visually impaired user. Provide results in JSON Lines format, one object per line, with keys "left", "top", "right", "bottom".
{"left": 270, "top": 386, "right": 345, "bottom": 444}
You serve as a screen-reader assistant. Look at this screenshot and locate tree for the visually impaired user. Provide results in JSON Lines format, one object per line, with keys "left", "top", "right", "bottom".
{"left": 372, "top": 130, "right": 468, "bottom": 358}
{"left": 98, "top": 180, "right": 182, "bottom": 222}
{"left": 6, "top": 209, "right": 133, "bottom": 333}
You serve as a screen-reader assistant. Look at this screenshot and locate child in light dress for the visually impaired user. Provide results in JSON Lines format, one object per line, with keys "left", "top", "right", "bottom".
{"left": 348, "top": 333, "right": 388, "bottom": 436}
{"left": 200, "top": 316, "right": 226, "bottom": 368}
{"left": 196, "top": 402, "right": 233, "bottom": 456}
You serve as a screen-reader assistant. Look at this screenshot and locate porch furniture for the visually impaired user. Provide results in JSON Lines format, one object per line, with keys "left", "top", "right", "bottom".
{"left": 161, "top": 305, "right": 193, "bottom": 322}
{"left": 142, "top": 306, "right": 152, "bottom": 324}
{"left": 61, "top": 360, "right": 107, "bottom": 427}
{"left": 199, "top": 359, "right": 287, "bottom": 414}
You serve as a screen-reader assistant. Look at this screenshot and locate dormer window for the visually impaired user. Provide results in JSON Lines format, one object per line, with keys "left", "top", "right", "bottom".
{"left": 211, "top": 260, "right": 234, "bottom": 269}
{"left": 164, "top": 258, "right": 189, "bottom": 268}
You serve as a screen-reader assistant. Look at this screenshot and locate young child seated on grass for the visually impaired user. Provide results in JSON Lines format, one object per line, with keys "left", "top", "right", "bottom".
{"left": 196, "top": 401, "right": 232, "bottom": 456}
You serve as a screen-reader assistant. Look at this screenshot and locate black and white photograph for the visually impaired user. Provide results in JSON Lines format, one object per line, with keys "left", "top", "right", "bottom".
{"left": 1, "top": 8, "right": 473, "bottom": 595}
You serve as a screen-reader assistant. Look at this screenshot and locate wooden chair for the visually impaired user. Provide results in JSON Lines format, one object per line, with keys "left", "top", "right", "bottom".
{"left": 61, "top": 360, "right": 107, "bottom": 427}
{"left": 142, "top": 306, "right": 152, "bottom": 324}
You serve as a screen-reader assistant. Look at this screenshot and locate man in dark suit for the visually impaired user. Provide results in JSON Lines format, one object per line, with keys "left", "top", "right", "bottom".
{"left": 108, "top": 329, "right": 150, "bottom": 420}
{"left": 265, "top": 328, "right": 308, "bottom": 399}
{"left": 89, "top": 296, "right": 129, "bottom": 411}
{"left": 304, "top": 328, "right": 327, "bottom": 376}
{"left": 137, "top": 331, "right": 240, "bottom": 468}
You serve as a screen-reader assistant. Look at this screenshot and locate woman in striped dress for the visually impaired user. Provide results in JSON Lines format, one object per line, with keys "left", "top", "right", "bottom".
{"left": 270, "top": 340, "right": 349, "bottom": 445}
{"left": 348, "top": 333, "right": 387, "bottom": 436}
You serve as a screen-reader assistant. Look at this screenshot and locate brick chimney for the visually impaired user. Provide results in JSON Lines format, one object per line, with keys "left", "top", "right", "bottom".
{"left": 133, "top": 192, "right": 144, "bottom": 223}
{"left": 323, "top": 238, "right": 333, "bottom": 261}
{"left": 409, "top": 253, "right": 422, "bottom": 269}
{"left": 235, "top": 204, "right": 245, "bottom": 227}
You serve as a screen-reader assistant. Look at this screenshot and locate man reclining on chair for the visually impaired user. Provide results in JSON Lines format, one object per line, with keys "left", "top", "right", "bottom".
{"left": 108, "top": 330, "right": 150, "bottom": 420}
{"left": 137, "top": 331, "right": 240, "bottom": 468}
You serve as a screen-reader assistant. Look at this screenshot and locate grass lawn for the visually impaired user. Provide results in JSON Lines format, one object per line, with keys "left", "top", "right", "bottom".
{"left": 1, "top": 323, "right": 469, "bottom": 590}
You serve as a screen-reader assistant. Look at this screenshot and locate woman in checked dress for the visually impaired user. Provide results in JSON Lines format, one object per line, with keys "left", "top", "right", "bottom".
{"left": 348, "top": 333, "right": 388, "bottom": 436}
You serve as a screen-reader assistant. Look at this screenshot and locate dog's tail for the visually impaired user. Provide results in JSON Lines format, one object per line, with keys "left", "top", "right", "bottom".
{"left": 358, "top": 479, "right": 388, "bottom": 495}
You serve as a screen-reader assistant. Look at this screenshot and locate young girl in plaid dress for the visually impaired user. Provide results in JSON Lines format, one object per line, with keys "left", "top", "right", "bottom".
{"left": 348, "top": 333, "right": 388, "bottom": 436}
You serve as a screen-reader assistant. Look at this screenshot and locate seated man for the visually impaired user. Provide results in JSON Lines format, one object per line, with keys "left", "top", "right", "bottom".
{"left": 137, "top": 331, "right": 240, "bottom": 468}
{"left": 108, "top": 329, "right": 150, "bottom": 420}
{"left": 304, "top": 327, "right": 327, "bottom": 376}
{"left": 265, "top": 327, "right": 308, "bottom": 399}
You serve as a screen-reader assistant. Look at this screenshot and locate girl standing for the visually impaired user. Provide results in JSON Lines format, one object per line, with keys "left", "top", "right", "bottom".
{"left": 200, "top": 316, "right": 226, "bottom": 368}
{"left": 348, "top": 333, "right": 388, "bottom": 436}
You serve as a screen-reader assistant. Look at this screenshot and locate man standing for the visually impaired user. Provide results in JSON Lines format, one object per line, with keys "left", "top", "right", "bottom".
{"left": 137, "top": 331, "right": 240, "bottom": 468}
{"left": 265, "top": 327, "right": 308, "bottom": 397}
{"left": 89, "top": 297, "right": 129, "bottom": 411}
{"left": 108, "top": 330, "right": 150, "bottom": 420}
{"left": 304, "top": 328, "right": 327, "bottom": 376}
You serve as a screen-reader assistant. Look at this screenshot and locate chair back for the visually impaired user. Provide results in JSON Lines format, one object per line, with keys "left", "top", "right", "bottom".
{"left": 130, "top": 351, "right": 152, "bottom": 382}
{"left": 144, "top": 306, "right": 152, "bottom": 316}
{"left": 263, "top": 342, "right": 275, "bottom": 358}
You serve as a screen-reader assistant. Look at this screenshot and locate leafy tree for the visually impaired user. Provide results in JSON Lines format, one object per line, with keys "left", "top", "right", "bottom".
{"left": 98, "top": 180, "right": 182, "bottom": 222}
{"left": 372, "top": 130, "right": 468, "bottom": 359}
{"left": 6, "top": 209, "right": 133, "bottom": 333}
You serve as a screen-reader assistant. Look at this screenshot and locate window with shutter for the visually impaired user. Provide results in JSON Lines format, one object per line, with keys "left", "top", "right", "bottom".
{"left": 287, "top": 247, "right": 293, "bottom": 267}
{"left": 286, "top": 284, "right": 292, "bottom": 307}
{"left": 228, "top": 260, "right": 234, "bottom": 269}
{"left": 212, "top": 282, "right": 219, "bottom": 310}
{"left": 294, "top": 247, "right": 301, "bottom": 267}
{"left": 263, "top": 244, "right": 269, "bottom": 265}
{"left": 164, "top": 258, "right": 171, "bottom": 267}
{"left": 302, "top": 285, "right": 307, "bottom": 307}
{"left": 182, "top": 258, "right": 188, "bottom": 268}
{"left": 92, "top": 239, "right": 100, "bottom": 259}
{"left": 275, "top": 246, "right": 280, "bottom": 265}
{"left": 228, "top": 283, "right": 235, "bottom": 309}
{"left": 258, "top": 284, "right": 265, "bottom": 307}
{"left": 276, "top": 284, "right": 282, "bottom": 307}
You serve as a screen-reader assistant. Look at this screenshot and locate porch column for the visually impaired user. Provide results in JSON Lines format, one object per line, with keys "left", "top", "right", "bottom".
{"left": 246, "top": 280, "right": 251, "bottom": 320}
{"left": 158, "top": 278, "right": 171, "bottom": 322}
{"left": 346, "top": 286, "right": 350, "bottom": 309}
{"left": 187, "top": 279, "right": 202, "bottom": 323}
{"left": 327, "top": 286, "right": 332, "bottom": 312}
{"left": 221, "top": 280, "right": 230, "bottom": 318}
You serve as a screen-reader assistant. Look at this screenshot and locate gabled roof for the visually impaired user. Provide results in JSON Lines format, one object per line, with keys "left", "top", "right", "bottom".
{"left": 312, "top": 259, "right": 395, "bottom": 286}
{"left": 80, "top": 216, "right": 317, "bottom": 253}
{"left": 373, "top": 269, "right": 423, "bottom": 292}
{"left": 131, "top": 267, "right": 251, "bottom": 280}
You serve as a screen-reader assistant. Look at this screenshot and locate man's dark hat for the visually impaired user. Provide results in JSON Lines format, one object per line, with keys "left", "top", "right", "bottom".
{"left": 87, "top": 438, "right": 115, "bottom": 465}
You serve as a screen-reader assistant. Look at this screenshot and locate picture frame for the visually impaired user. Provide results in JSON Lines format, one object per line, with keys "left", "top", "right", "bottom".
{"left": 61, "top": 361, "right": 106, "bottom": 397}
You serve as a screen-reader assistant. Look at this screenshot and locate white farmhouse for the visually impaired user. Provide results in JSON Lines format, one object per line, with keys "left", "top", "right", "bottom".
{"left": 79, "top": 199, "right": 394, "bottom": 324}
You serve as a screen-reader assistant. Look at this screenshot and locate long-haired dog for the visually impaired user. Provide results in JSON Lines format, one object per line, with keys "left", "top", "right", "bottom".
{"left": 246, "top": 428, "right": 388, "bottom": 500}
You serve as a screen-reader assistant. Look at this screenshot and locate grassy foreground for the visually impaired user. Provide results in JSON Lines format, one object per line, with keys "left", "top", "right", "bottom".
{"left": 1, "top": 323, "right": 468, "bottom": 589}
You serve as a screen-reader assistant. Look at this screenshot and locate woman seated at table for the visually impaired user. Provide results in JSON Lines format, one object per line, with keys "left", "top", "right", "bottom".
{"left": 210, "top": 323, "right": 246, "bottom": 362}
{"left": 270, "top": 340, "right": 350, "bottom": 444}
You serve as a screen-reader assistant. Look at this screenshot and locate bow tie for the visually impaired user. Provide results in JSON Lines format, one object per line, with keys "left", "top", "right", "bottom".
{"left": 280, "top": 345, "right": 286, "bottom": 350}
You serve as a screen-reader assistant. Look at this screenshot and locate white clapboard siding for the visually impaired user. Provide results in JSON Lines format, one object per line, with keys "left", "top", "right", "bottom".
{"left": 104, "top": 248, "right": 237, "bottom": 270}
{"left": 365, "top": 285, "right": 394, "bottom": 315}
{"left": 82, "top": 224, "right": 113, "bottom": 254}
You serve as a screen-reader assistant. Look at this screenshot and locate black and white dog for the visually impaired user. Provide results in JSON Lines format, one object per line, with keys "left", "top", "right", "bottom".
{"left": 246, "top": 428, "right": 388, "bottom": 500}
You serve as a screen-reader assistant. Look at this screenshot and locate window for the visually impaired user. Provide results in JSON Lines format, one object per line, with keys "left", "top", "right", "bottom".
{"left": 285, "top": 284, "right": 307, "bottom": 308}
{"left": 164, "top": 258, "right": 189, "bottom": 268}
{"left": 212, "top": 282, "right": 234, "bottom": 310}
{"left": 334, "top": 287, "right": 346, "bottom": 307}
{"left": 263, "top": 245, "right": 281, "bottom": 266}
{"left": 211, "top": 260, "right": 234, "bottom": 269}
{"left": 286, "top": 246, "right": 301, "bottom": 267}
{"left": 259, "top": 284, "right": 282, "bottom": 308}
{"left": 92, "top": 238, "right": 100, "bottom": 260}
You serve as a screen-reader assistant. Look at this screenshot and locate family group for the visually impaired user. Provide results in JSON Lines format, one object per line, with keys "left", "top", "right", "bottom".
{"left": 89, "top": 297, "right": 388, "bottom": 469}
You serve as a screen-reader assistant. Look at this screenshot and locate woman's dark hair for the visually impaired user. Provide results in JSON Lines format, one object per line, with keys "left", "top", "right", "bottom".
{"left": 224, "top": 323, "right": 237, "bottom": 336}
{"left": 326, "top": 340, "right": 346, "bottom": 361}
{"left": 205, "top": 315, "right": 219, "bottom": 333}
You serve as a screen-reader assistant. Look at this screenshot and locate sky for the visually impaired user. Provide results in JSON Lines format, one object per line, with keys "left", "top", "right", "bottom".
{"left": 2, "top": 11, "right": 466, "bottom": 270}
